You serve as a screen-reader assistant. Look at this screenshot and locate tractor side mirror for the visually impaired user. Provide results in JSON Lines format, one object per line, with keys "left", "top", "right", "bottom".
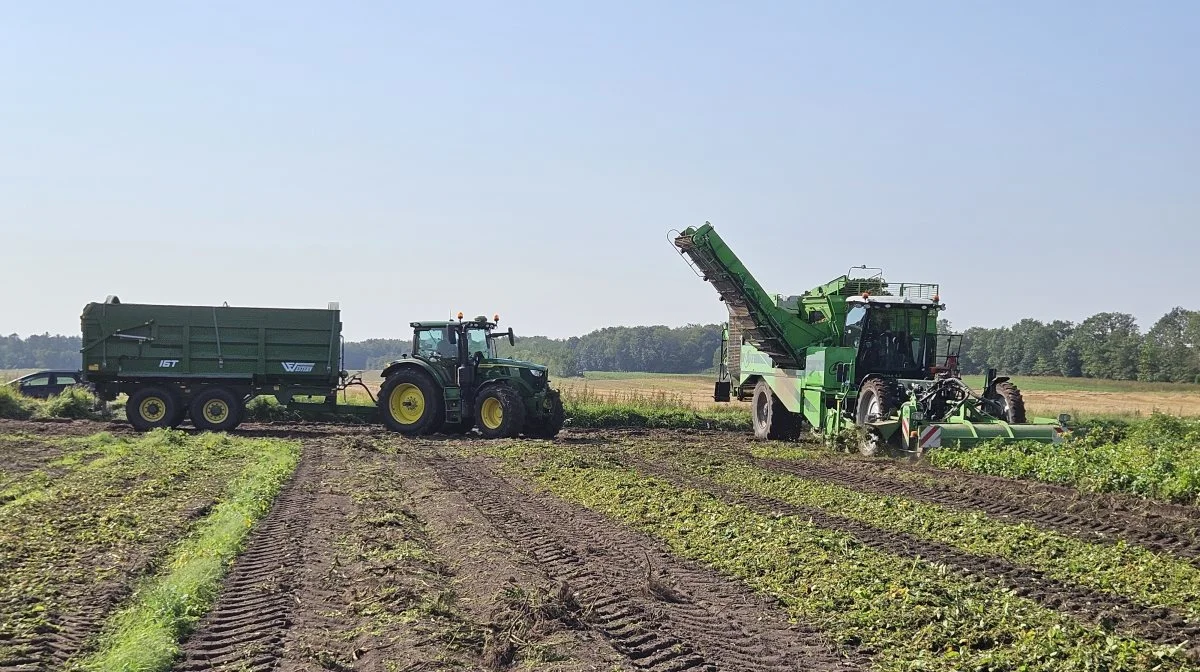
{"left": 507, "top": 327, "right": 515, "bottom": 346}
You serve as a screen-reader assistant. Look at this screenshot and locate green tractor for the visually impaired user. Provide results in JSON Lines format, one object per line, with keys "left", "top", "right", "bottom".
{"left": 377, "top": 315, "right": 565, "bottom": 438}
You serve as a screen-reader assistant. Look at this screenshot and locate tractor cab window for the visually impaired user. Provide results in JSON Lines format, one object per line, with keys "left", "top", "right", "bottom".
{"left": 465, "top": 327, "right": 493, "bottom": 360}
{"left": 844, "top": 305, "right": 868, "bottom": 348}
{"left": 416, "top": 328, "right": 459, "bottom": 360}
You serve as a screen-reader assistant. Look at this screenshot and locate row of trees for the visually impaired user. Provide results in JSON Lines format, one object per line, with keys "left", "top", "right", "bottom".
{"left": 956, "top": 308, "right": 1200, "bottom": 382}
{"left": 0, "top": 334, "right": 82, "bottom": 370}
{"left": 5, "top": 308, "right": 1198, "bottom": 382}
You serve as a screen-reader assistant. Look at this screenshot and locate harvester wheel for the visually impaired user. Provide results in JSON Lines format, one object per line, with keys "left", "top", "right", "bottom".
{"left": 127, "top": 386, "right": 181, "bottom": 432}
{"left": 525, "top": 389, "right": 565, "bottom": 439}
{"left": 855, "top": 378, "right": 904, "bottom": 457}
{"left": 379, "top": 369, "right": 442, "bottom": 436}
{"left": 991, "top": 381, "right": 1028, "bottom": 424}
{"left": 474, "top": 385, "right": 526, "bottom": 439}
{"left": 751, "top": 380, "right": 801, "bottom": 441}
{"left": 189, "top": 388, "right": 241, "bottom": 432}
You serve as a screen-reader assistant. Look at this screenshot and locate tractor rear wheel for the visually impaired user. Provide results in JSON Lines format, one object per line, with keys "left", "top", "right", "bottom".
{"left": 379, "top": 369, "right": 442, "bottom": 435}
{"left": 855, "top": 378, "right": 904, "bottom": 457}
{"left": 990, "top": 381, "right": 1028, "bottom": 424}
{"left": 474, "top": 385, "right": 526, "bottom": 439}
{"left": 190, "top": 387, "right": 241, "bottom": 432}
{"left": 751, "top": 380, "right": 800, "bottom": 441}
{"left": 127, "top": 386, "right": 181, "bottom": 432}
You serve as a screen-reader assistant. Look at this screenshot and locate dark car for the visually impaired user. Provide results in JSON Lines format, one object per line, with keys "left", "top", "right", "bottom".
{"left": 5, "top": 370, "right": 84, "bottom": 399}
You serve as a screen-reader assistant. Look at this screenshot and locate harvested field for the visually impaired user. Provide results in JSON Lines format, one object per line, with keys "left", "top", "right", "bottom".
{"left": 3, "top": 419, "right": 1200, "bottom": 670}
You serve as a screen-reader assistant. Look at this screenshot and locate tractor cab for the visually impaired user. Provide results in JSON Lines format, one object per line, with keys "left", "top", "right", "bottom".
{"left": 843, "top": 292, "right": 944, "bottom": 383}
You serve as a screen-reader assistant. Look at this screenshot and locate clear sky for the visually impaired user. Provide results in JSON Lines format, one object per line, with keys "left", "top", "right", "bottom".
{"left": 2, "top": 2, "right": 1197, "bottom": 341}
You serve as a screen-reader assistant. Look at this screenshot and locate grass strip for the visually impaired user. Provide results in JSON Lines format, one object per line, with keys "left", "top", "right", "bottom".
{"left": 495, "top": 444, "right": 1194, "bottom": 671}
{"left": 70, "top": 437, "right": 300, "bottom": 671}
{"left": 665, "top": 447, "right": 1200, "bottom": 623}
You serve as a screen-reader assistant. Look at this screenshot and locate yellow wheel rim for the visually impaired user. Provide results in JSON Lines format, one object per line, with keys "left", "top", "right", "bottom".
{"left": 388, "top": 383, "right": 425, "bottom": 424}
{"left": 202, "top": 399, "right": 230, "bottom": 424}
{"left": 139, "top": 396, "right": 167, "bottom": 423}
{"left": 480, "top": 397, "right": 504, "bottom": 430}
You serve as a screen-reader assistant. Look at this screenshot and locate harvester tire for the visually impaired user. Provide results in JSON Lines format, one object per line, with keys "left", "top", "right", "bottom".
{"left": 190, "top": 387, "right": 241, "bottom": 432}
{"left": 127, "top": 386, "right": 181, "bottom": 432}
{"left": 991, "top": 381, "right": 1028, "bottom": 424}
{"left": 751, "top": 380, "right": 801, "bottom": 441}
{"left": 474, "top": 385, "right": 526, "bottom": 439}
{"left": 379, "top": 369, "right": 443, "bottom": 436}
{"left": 855, "top": 378, "right": 904, "bottom": 457}
{"left": 525, "top": 389, "right": 565, "bottom": 439}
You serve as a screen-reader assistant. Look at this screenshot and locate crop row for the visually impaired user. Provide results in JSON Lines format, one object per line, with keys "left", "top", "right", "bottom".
{"left": 498, "top": 443, "right": 1196, "bottom": 671}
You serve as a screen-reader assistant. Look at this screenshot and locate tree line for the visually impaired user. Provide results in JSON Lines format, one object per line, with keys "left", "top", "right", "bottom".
{"left": 956, "top": 308, "right": 1200, "bottom": 383}
{"left": 4, "top": 308, "right": 1199, "bottom": 383}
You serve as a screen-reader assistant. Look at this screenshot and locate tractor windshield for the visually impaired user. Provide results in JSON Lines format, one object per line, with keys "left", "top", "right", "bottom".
{"left": 851, "top": 306, "right": 935, "bottom": 379}
{"left": 464, "top": 327, "right": 495, "bottom": 359}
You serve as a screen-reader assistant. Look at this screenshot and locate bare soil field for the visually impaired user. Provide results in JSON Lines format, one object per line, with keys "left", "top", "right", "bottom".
{"left": 3, "top": 419, "right": 1200, "bottom": 670}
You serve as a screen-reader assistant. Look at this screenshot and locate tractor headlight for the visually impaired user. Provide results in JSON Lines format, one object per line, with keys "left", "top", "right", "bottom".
{"left": 529, "top": 369, "right": 543, "bottom": 377}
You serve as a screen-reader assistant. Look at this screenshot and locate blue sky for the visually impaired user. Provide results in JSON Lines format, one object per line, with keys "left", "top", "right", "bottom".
{"left": 2, "top": 2, "right": 1197, "bottom": 340}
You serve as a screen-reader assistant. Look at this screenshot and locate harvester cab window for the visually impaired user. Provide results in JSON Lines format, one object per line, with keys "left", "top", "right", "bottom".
{"left": 844, "top": 306, "right": 868, "bottom": 348}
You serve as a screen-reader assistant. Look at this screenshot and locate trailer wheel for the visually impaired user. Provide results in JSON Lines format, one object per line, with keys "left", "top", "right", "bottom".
{"left": 127, "top": 387, "right": 181, "bottom": 432}
{"left": 990, "top": 381, "right": 1028, "bottom": 424}
{"left": 856, "top": 378, "right": 904, "bottom": 456}
{"left": 190, "top": 388, "right": 241, "bottom": 432}
{"left": 751, "top": 380, "right": 800, "bottom": 441}
{"left": 525, "top": 389, "right": 565, "bottom": 439}
{"left": 474, "top": 385, "right": 526, "bottom": 439}
{"left": 379, "top": 369, "right": 442, "bottom": 435}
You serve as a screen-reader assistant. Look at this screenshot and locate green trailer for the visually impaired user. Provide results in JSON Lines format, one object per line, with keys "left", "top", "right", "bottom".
{"left": 673, "top": 223, "right": 1067, "bottom": 455}
{"left": 82, "top": 296, "right": 354, "bottom": 431}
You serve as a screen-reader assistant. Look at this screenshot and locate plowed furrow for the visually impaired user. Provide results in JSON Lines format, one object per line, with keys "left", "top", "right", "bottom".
{"left": 635, "top": 458, "right": 1200, "bottom": 654}
{"left": 750, "top": 454, "right": 1200, "bottom": 564}
{"left": 423, "top": 452, "right": 859, "bottom": 672}
{"left": 172, "top": 442, "right": 318, "bottom": 672}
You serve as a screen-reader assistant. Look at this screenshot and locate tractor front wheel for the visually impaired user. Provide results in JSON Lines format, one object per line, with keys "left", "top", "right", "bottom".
{"left": 474, "top": 385, "right": 526, "bottom": 439}
{"left": 525, "top": 389, "right": 565, "bottom": 439}
{"left": 379, "top": 370, "right": 442, "bottom": 435}
{"left": 855, "top": 378, "right": 904, "bottom": 457}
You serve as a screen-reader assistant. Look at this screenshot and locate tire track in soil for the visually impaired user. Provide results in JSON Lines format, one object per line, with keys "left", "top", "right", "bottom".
{"left": 628, "top": 456, "right": 1200, "bottom": 658}
{"left": 422, "top": 450, "right": 861, "bottom": 672}
{"left": 172, "top": 441, "right": 320, "bottom": 671}
{"left": 746, "top": 452, "right": 1200, "bottom": 566}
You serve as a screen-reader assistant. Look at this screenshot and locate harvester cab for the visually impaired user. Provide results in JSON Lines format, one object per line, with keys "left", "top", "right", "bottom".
{"left": 376, "top": 314, "right": 564, "bottom": 439}
{"left": 673, "top": 221, "right": 1067, "bottom": 456}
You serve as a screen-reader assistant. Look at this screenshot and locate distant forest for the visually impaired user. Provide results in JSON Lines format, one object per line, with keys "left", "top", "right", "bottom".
{"left": 4, "top": 308, "right": 1198, "bottom": 383}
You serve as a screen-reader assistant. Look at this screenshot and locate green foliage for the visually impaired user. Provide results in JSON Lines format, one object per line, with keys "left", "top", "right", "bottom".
{"left": 72, "top": 435, "right": 300, "bottom": 671}
{"left": 930, "top": 414, "right": 1200, "bottom": 505}
{"left": 0, "top": 385, "right": 38, "bottom": 420}
{"left": 0, "top": 333, "right": 81, "bottom": 369}
{"left": 506, "top": 447, "right": 1193, "bottom": 670}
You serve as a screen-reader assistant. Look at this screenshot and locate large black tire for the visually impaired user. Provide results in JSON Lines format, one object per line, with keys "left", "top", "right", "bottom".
{"left": 379, "top": 369, "right": 443, "bottom": 435}
{"left": 525, "top": 389, "right": 565, "bottom": 439}
{"left": 127, "top": 386, "right": 181, "bottom": 432}
{"left": 751, "top": 380, "right": 801, "bottom": 441}
{"left": 189, "top": 387, "right": 241, "bottom": 432}
{"left": 474, "top": 385, "right": 526, "bottom": 439}
{"left": 990, "top": 381, "right": 1028, "bottom": 424}
{"left": 855, "top": 378, "right": 905, "bottom": 457}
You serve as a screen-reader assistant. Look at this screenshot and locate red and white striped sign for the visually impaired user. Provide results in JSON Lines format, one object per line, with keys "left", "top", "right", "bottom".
{"left": 918, "top": 425, "right": 942, "bottom": 450}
